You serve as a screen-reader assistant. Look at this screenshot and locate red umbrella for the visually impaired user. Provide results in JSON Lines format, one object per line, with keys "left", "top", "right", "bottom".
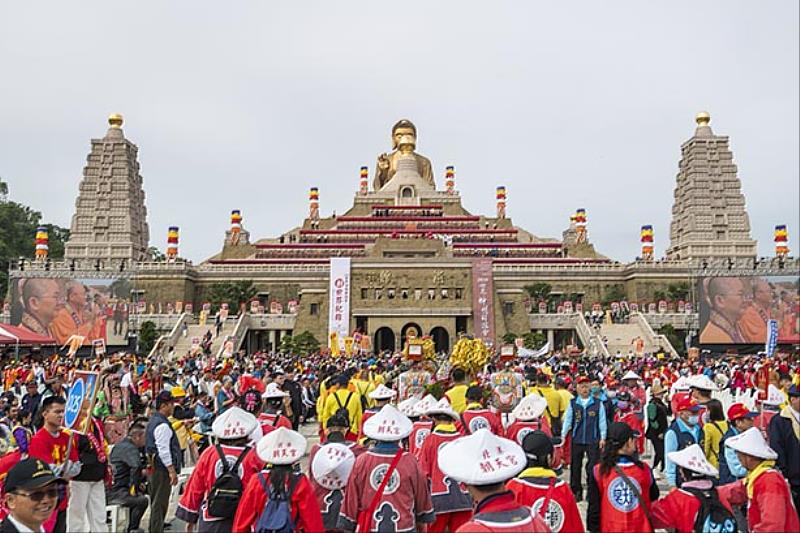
{"left": 0, "top": 324, "right": 57, "bottom": 345}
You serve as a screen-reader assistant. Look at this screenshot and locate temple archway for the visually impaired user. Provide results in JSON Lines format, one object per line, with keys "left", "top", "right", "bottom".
{"left": 430, "top": 327, "right": 450, "bottom": 354}
{"left": 374, "top": 327, "right": 395, "bottom": 354}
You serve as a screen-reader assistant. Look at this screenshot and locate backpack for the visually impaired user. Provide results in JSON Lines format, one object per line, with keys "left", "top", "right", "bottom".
{"left": 333, "top": 392, "right": 353, "bottom": 425}
{"left": 207, "top": 445, "right": 251, "bottom": 519}
{"left": 684, "top": 486, "right": 738, "bottom": 533}
{"left": 255, "top": 472, "right": 300, "bottom": 533}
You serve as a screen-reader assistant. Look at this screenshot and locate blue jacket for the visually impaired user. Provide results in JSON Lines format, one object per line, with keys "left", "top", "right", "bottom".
{"left": 664, "top": 418, "right": 703, "bottom": 486}
{"left": 561, "top": 396, "right": 607, "bottom": 445}
{"left": 718, "top": 426, "right": 747, "bottom": 483}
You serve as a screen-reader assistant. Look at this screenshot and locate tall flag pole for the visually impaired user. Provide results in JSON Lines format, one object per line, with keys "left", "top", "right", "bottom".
{"left": 34, "top": 226, "right": 49, "bottom": 261}
{"left": 445, "top": 166, "right": 455, "bottom": 194}
{"left": 309, "top": 187, "right": 320, "bottom": 221}
{"left": 496, "top": 186, "right": 506, "bottom": 219}
{"left": 359, "top": 167, "right": 368, "bottom": 195}
{"left": 575, "top": 208, "right": 587, "bottom": 243}
{"left": 774, "top": 224, "right": 789, "bottom": 257}
{"left": 166, "top": 226, "right": 179, "bottom": 261}
{"left": 230, "top": 210, "right": 242, "bottom": 245}
{"left": 641, "top": 225, "right": 654, "bottom": 261}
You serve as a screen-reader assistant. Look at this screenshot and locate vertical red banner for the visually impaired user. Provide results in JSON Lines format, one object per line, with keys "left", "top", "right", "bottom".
{"left": 472, "top": 258, "right": 496, "bottom": 345}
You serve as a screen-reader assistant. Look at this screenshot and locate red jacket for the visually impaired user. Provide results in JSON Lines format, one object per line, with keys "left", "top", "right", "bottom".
{"left": 408, "top": 419, "right": 433, "bottom": 458}
{"left": 176, "top": 443, "right": 264, "bottom": 525}
{"left": 651, "top": 482, "right": 734, "bottom": 533}
{"left": 417, "top": 425, "right": 472, "bottom": 515}
{"left": 718, "top": 466, "right": 800, "bottom": 533}
{"left": 232, "top": 470, "right": 323, "bottom": 533}
{"left": 29, "top": 427, "right": 79, "bottom": 512}
{"left": 615, "top": 410, "right": 645, "bottom": 454}
{"left": 507, "top": 468, "right": 584, "bottom": 533}
{"left": 307, "top": 442, "right": 366, "bottom": 531}
{"left": 456, "top": 491, "right": 549, "bottom": 532}
{"left": 462, "top": 404, "right": 504, "bottom": 437}
{"left": 505, "top": 417, "right": 551, "bottom": 445}
{"left": 257, "top": 412, "right": 292, "bottom": 436}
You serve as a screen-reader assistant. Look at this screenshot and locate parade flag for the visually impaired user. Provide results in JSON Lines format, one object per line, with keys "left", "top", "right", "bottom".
{"left": 34, "top": 226, "right": 49, "bottom": 260}
{"left": 445, "top": 166, "right": 455, "bottom": 193}
{"left": 765, "top": 319, "right": 778, "bottom": 357}
{"left": 774, "top": 224, "right": 789, "bottom": 256}
{"left": 328, "top": 258, "right": 351, "bottom": 352}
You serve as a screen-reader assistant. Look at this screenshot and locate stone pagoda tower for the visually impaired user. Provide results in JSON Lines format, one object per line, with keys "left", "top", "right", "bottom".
{"left": 665, "top": 112, "right": 757, "bottom": 261}
{"left": 64, "top": 114, "right": 150, "bottom": 267}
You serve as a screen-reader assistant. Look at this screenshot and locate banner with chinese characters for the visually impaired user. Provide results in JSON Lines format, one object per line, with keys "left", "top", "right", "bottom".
{"left": 328, "top": 258, "right": 351, "bottom": 352}
{"left": 471, "top": 258, "right": 496, "bottom": 345}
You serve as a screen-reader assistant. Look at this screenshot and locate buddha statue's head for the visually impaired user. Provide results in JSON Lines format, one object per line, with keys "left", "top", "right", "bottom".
{"left": 392, "top": 119, "right": 417, "bottom": 154}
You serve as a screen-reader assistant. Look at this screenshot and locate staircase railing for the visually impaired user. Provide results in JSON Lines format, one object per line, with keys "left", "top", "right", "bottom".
{"left": 148, "top": 312, "right": 189, "bottom": 360}
{"left": 573, "top": 313, "right": 611, "bottom": 358}
{"left": 631, "top": 312, "right": 679, "bottom": 358}
{"left": 216, "top": 313, "right": 249, "bottom": 358}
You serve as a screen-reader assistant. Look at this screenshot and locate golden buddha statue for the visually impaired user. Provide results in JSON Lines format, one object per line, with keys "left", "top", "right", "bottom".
{"left": 373, "top": 119, "right": 435, "bottom": 190}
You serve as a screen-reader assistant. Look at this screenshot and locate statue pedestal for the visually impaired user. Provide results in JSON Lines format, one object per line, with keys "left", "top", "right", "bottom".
{"left": 377, "top": 154, "right": 435, "bottom": 205}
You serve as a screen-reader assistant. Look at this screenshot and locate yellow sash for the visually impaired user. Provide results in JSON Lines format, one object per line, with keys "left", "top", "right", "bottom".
{"left": 745, "top": 460, "right": 776, "bottom": 499}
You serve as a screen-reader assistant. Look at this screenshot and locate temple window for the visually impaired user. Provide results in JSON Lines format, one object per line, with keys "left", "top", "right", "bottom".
{"left": 310, "top": 303, "right": 319, "bottom": 316}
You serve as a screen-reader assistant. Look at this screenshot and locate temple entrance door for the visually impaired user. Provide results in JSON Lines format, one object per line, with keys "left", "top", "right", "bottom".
{"left": 374, "top": 327, "right": 395, "bottom": 354}
{"left": 430, "top": 327, "right": 450, "bottom": 354}
{"left": 400, "top": 322, "right": 423, "bottom": 349}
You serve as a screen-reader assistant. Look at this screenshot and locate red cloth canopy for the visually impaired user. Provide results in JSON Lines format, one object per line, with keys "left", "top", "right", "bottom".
{"left": 0, "top": 324, "right": 57, "bottom": 345}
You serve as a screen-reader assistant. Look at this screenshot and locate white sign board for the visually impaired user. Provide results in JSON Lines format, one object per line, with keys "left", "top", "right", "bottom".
{"left": 328, "top": 258, "right": 351, "bottom": 352}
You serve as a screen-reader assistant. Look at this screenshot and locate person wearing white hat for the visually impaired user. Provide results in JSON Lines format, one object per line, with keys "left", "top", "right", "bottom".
{"left": 358, "top": 384, "right": 397, "bottom": 442}
{"left": 462, "top": 385, "right": 504, "bottom": 437}
{"left": 176, "top": 407, "right": 264, "bottom": 532}
{"left": 308, "top": 442, "right": 356, "bottom": 530}
{"left": 233, "top": 427, "right": 324, "bottom": 533}
{"left": 688, "top": 373, "right": 717, "bottom": 424}
{"left": 753, "top": 384, "right": 785, "bottom": 436}
{"left": 437, "top": 429, "right": 549, "bottom": 532}
{"left": 650, "top": 444, "right": 737, "bottom": 533}
{"left": 257, "top": 383, "right": 293, "bottom": 437}
{"left": 506, "top": 394, "right": 551, "bottom": 445}
{"left": 338, "top": 405, "right": 435, "bottom": 533}
{"left": 418, "top": 398, "right": 473, "bottom": 532}
{"left": 717, "top": 427, "right": 800, "bottom": 532}
{"left": 408, "top": 394, "right": 436, "bottom": 458}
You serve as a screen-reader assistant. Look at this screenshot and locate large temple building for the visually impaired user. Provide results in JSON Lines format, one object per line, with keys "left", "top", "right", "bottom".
{"left": 4, "top": 114, "right": 798, "bottom": 357}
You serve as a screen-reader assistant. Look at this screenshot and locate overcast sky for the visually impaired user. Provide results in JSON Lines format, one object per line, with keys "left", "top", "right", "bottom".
{"left": 1, "top": 2, "right": 797, "bottom": 263}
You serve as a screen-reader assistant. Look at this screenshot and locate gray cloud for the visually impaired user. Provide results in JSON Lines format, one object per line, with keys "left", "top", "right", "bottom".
{"left": 0, "top": 1, "right": 797, "bottom": 262}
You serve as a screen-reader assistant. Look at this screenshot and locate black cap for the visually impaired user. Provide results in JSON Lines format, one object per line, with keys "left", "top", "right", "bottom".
{"left": 326, "top": 412, "right": 350, "bottom": 429}
{"left": 607, "top": 422, "right": 640, "bottom": 445}
{"left": 156, "top": 390, "right": 175, "bottom": 407}
{"left": 466, "top": 385, "right": 484, "bottom": 401}
{"left": 521, "top": 430, "right": 557, "bottom": 459}
{"left": 4, "top": 458, "right": 64, "bottom": 493}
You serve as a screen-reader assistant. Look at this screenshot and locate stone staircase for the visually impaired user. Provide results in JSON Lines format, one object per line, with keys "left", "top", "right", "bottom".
{"left": 170, "top": 319, "right": 237, "bottom": 357}
{"left": 600, "top": 321, "right": 659, "bottom": 356}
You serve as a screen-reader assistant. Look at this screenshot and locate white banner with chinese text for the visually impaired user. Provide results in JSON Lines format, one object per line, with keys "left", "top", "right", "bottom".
{"left": 328, "top": 258, "right": 351, "bottom": 351}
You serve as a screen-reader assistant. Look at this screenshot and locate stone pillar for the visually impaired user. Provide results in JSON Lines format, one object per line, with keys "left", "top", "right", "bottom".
{"left": 547, "top": 329, "right": 555, "bottom": 348}
{"left": 269, "top": 330, "right": 277, "bottom": 352}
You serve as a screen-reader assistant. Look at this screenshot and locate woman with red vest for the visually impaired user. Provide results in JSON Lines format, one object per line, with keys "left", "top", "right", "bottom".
{"left": 438, "top": 429, "right": 549, "bottom": 532}
{"left": 507, "top": 431, "right": 584, "bottom": 533}
{"left": 587, "top": 422, "right": 659, "bottom": 533}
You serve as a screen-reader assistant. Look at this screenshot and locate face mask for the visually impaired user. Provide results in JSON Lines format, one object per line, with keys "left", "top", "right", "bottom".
{"left": 590, "top": 386, "right": 601, "bottom": 397}
{"left": 688, "top": 415, "right": 699, "bottom": 426}
{"left": 617, "top": 401, "right": 629, "bottom": 410}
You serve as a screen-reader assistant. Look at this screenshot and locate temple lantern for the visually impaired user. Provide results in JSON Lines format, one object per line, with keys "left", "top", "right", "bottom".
{"left": 166, "top": 226, "right": 179, "bottom": 260}
{"left": 496, "top": 185, "right": 507, "bottom": 219}
{"left": 359, "top": 167, "right": 368, "bottom": 194}
{"left": 34, "top": 226, "right": 49, "bottom": 261}
{"left": 230, "top": 210, "right": 242, "bottom": 244}
{"left": 309, "top": 187, "right": 320, "bottom": 221}
{"left": 775, "top": 224, "right": 790, "bottom": 257}
{"left": 640, "top": 224, "right": 654, "bottom": 261}
{"left": 575, "top": 208, "right": 587, "bottom": 243}
{"left": 445, "top": 166, "right": 455, "bottom": 194}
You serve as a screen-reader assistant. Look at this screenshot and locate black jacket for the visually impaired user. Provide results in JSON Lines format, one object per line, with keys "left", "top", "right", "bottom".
{"left": 0, "top": 517, "right": 23, "bottom": 533}
{"left": 73, "top": 419, "right": 108, "bottom": 482}
{"left": 768, "top": 408, "right": 799, "bottom": 488}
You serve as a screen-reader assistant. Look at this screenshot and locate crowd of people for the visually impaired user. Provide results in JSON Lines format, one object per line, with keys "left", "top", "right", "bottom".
{"left": 0, "top": 345, "right": 797, "bottom": 532}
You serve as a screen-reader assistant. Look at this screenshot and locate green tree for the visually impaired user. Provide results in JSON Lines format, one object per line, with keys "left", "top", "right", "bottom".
{"left": 523, "top": 331, "right": 546, "bottom": 350}
{"left": 279, "top": 330, "right": 320, "bottom": 355}
{"left": 138, "top": 320, "right": 159, "bottom": 355}
{"left": 147, "top": 246, "right": 166, "bottom": 262}
{"left": 653, "top": 290, "right": 667, "bottom": 302}
{"left": 206, "top": 281, "right": 258, "bottom": 311}
{"left": 0, "top": 178, "right": 69, "bottom": 298}
{"left": 501, "top": 332, "right": 517, "bottom": 345}
{"left": 525, "top": 282, "right": 552, "bottom": 302}
{"left": 601, "top": 285, "right": 627, "bottom": 306}
{"left": 657, "top": 324, "right": 685, "bottom": 356}
{"left": 666, "top": 282, "right": 690, "bottom": 302}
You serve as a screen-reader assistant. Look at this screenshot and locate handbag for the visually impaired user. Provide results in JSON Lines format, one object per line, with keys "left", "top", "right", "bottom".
{"left": 356, "top": 449, "right": 404, "bottom": 533}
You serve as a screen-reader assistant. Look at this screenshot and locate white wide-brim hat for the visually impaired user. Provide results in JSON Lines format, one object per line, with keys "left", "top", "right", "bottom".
{"left": 212, "top": 406, "right": 258, "bottom": 440}
{"left": 667, "top": 444, "right": 718, "bottom": 477}
{"left": 411, "top": 394, "right": 438, "bottom": 418}
{"left": 438, "top": 428, "right": 526, "bottom": 485}
{"left": 621, "top": 370, "right": 641, "bottom": 381}
{"left": 262, "top": 383, "right": 288, "bottom": 399}
{"left": 725, "top": 427, "right": 778, "bottom": 460}
{"left": 311, "top": 442, "right": 355, "bottom": 490}
{"left": 397, "top": 396, "right": 419, "bottom": 417}
{"left": 256, "top": 427, "right": 307, "bottom": 465}
{"left": 688, "top": 374, "right": 718, "bottom": 392}
{"left": 368, "top": 384, "right": 397, "bottom": 401}
{"left": 671, "top": 376, "right": 692, "bottom": 392}
{"left": 363, "top": 404, "right": 413, "bottom": 442}
{"left": 762, "top": 384, "right": 785, "bottom": 406}
{"left": 512, "top": 394, "right": 547, "bottom": 421}
{"left": 426, "top": 398, "right": 459, "bottom": 420}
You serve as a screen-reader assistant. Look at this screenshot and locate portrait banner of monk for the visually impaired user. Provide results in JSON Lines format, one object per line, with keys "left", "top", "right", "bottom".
{"left": 697, "top": 275, "right": 799, "bottom": 344}
{"left": 10, "top": 276, "right": 133, "bottom": 347}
